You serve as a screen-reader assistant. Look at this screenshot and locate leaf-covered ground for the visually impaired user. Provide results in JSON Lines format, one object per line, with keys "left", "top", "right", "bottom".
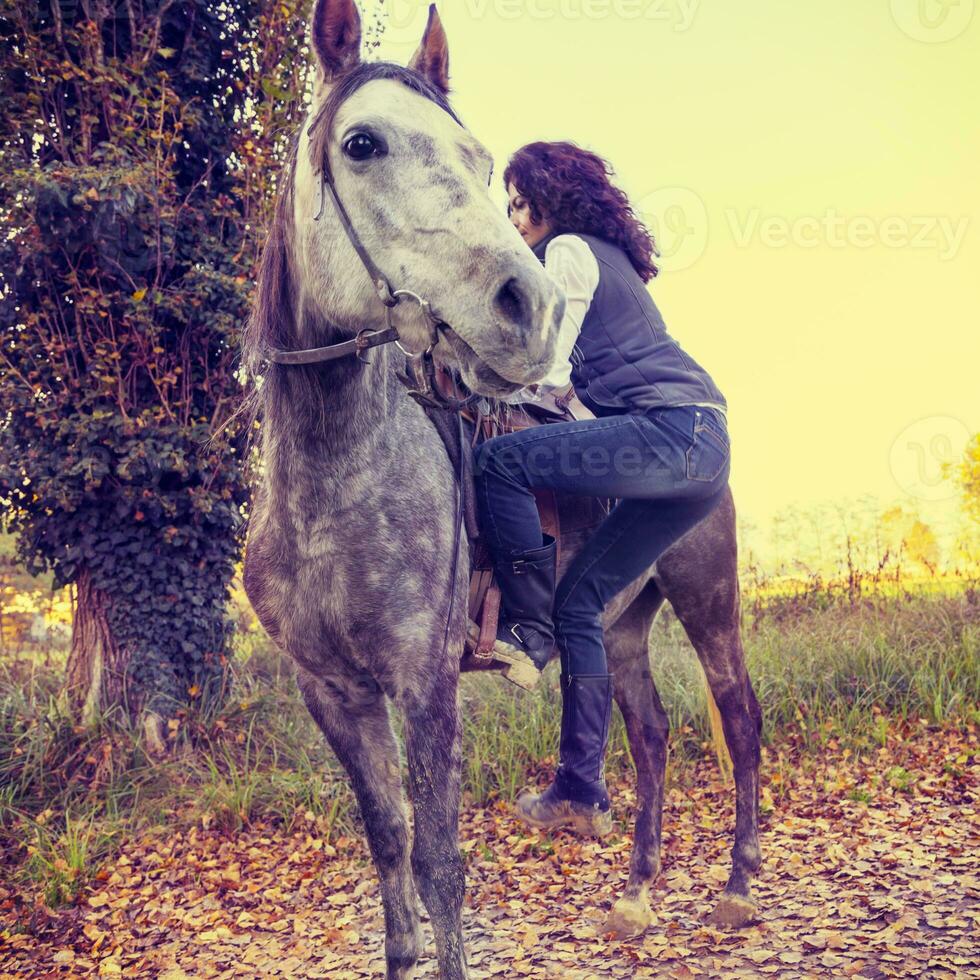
{"left": 2, "top": 722, "right": 977, "bottom": 979}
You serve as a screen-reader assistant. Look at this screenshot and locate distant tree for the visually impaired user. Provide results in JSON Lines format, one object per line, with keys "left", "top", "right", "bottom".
{"left": 946, "top": 432, "right": 980, "bottom": 525}
{"left": 880, "top": 506, "right": 941, "bottom": 573}
{"left": 941, "top": 432, "right": 980, "bottom": 574}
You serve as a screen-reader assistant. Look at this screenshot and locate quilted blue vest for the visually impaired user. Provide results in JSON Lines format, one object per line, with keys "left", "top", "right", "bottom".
{"left": 532, "top": 231, "right": 727, "bottom": 417}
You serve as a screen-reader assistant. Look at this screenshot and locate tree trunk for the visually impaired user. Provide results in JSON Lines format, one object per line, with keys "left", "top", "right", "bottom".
{"left": 66, "top": 569, "right": 193, "bottom": 754}
{"left": 65, "top": 569, "right": 166, "bottom": 752}
{"left": 66, "top": 569, "right": 122, "bottom": 718}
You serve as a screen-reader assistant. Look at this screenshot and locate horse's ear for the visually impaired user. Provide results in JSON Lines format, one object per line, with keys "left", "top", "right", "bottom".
{"left": 311, "top": 0, "right": 361, "bottom": 83}
{"left": 408, "top": 5, "right": 450, "bottom": 95}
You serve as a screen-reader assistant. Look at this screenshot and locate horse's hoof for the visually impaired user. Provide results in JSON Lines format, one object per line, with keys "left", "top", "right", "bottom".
{"left": 603, "top": 896, "right": 653, "bottom": 939}
{"left": 386, "top": 959, "right": 418, "bottom": 980}
{"left": 706, "top": 893, "right": 758, "bottom": 929}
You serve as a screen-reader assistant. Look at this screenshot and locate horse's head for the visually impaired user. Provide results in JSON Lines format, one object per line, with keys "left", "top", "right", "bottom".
{"left": 290, "top": 0, "right": 564, "bottom": 395}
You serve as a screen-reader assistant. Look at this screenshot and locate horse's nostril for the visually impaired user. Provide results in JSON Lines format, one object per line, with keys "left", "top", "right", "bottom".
{"left": 493, "top": 276, "right": 527, "bottom": 327}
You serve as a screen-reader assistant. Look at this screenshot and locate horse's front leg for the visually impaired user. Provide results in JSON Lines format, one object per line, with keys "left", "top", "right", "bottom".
{"left": 296, "top": 665, "right": 422, "bottom": 979}
{"left": 402, "top": 656, "right": 468, "bottom": 980}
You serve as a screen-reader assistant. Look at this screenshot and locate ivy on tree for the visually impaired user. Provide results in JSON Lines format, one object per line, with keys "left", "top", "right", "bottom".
{"left": 0, "top": 0, "right": 298, "bottom": 726}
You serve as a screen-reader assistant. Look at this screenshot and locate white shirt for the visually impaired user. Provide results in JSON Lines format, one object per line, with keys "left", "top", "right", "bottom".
{"left": 503, "top": 234, "right": 598, "bottom": 404}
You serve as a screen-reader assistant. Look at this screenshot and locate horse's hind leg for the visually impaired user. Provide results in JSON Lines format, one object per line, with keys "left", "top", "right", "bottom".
{"left": 402, "top": 658, "right": 468, "bottom": 980}
{"left": 296, "top": 666, "right": 422, "bottom": 980}
{"left": 657, "top": 496, "right": 763, "bottom": 928}
{"left": 602, "top": 581, "right": 671, "bottom": 940}
{"left": 691, "top": 620, "right": 762, "bottom": 927}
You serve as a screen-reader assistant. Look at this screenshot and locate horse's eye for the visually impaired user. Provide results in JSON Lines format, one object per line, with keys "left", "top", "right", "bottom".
{"left": 343, "top": 132, "right": 379, "bottom": 161}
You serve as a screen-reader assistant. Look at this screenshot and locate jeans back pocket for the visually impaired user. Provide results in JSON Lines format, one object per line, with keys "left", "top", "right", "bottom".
{"left": 686, "top": 410, "right": 730, "bottom": 482}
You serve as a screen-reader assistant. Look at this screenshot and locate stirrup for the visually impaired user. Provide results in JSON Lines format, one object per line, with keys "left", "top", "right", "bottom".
{"left": 466, "top": 620, "right": 542, "bottom": 691}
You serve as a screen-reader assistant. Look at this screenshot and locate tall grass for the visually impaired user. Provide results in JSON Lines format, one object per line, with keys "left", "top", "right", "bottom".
{"left": 460, "top": 586, "right": 978, "bottom": 795}
{"left": 0, "top": 578, "right": 977, "bottom": 907}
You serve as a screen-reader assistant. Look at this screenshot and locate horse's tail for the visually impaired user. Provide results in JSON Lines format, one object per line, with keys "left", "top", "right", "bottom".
{"left": 704, "top": 670, "right": 733, "bottom": 782}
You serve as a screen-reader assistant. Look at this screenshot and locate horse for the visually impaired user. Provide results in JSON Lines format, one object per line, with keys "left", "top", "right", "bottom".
{"left": 240, "top": 3, "right": 762, "bottom": 977}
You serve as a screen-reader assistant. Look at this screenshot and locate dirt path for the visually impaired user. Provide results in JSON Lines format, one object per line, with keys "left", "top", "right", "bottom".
{"left": 2, "top": 724, "right": 977, "bottom": 978}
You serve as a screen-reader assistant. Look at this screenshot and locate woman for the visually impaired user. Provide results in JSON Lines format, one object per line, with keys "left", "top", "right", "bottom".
{"left": 473, "top": 141, "right": 731, "bottom": 836}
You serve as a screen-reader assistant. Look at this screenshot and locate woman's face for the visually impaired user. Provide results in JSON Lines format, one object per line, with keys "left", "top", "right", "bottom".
{"left": 507, "top": 181, "right": 552, "bottom": 248}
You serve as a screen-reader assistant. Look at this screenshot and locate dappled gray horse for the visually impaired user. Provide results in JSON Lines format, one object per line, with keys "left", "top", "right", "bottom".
{"left": 241, "top": 3, "right": 761, "bottom": 978}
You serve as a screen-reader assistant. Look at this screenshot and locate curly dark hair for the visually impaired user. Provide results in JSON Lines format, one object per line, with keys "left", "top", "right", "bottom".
{"left": 503, "top": 141, "right": 660, "bottom": 282}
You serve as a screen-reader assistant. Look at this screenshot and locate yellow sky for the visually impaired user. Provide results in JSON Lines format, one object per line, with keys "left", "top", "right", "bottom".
{"left": 375, "top": 1, "right": 980, "bottom": 534}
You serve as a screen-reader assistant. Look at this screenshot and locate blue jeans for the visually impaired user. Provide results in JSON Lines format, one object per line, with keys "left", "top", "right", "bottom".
{"left": 473, "top": 405, "right": 731, "bottom": 675}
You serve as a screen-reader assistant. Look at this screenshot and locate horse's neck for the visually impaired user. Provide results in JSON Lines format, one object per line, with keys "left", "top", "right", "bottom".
{"left": 264, "top": 348, "right": 393, "bottom": 458}
{"left": 261, "top": 342, "right": 448, "bottom": 522}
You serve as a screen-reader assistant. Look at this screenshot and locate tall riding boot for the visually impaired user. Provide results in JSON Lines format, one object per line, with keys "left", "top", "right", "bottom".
{"left": 515, "top": 672, "right": 614, "bottom": 837}
{"left": 489, "top": 534, "right": 558, "bottom": 675}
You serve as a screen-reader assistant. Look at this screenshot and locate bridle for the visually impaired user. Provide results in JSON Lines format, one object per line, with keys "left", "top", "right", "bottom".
{"left": 264, "top": 104, "right": 485, "bottom": 668}
{"left": 265, "top": 119, "right": 478, "bottom": 414}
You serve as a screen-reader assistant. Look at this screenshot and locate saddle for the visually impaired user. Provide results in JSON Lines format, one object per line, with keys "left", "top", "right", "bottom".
{"left": 423, "top": 367, "right": 614, "bottom": 674}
